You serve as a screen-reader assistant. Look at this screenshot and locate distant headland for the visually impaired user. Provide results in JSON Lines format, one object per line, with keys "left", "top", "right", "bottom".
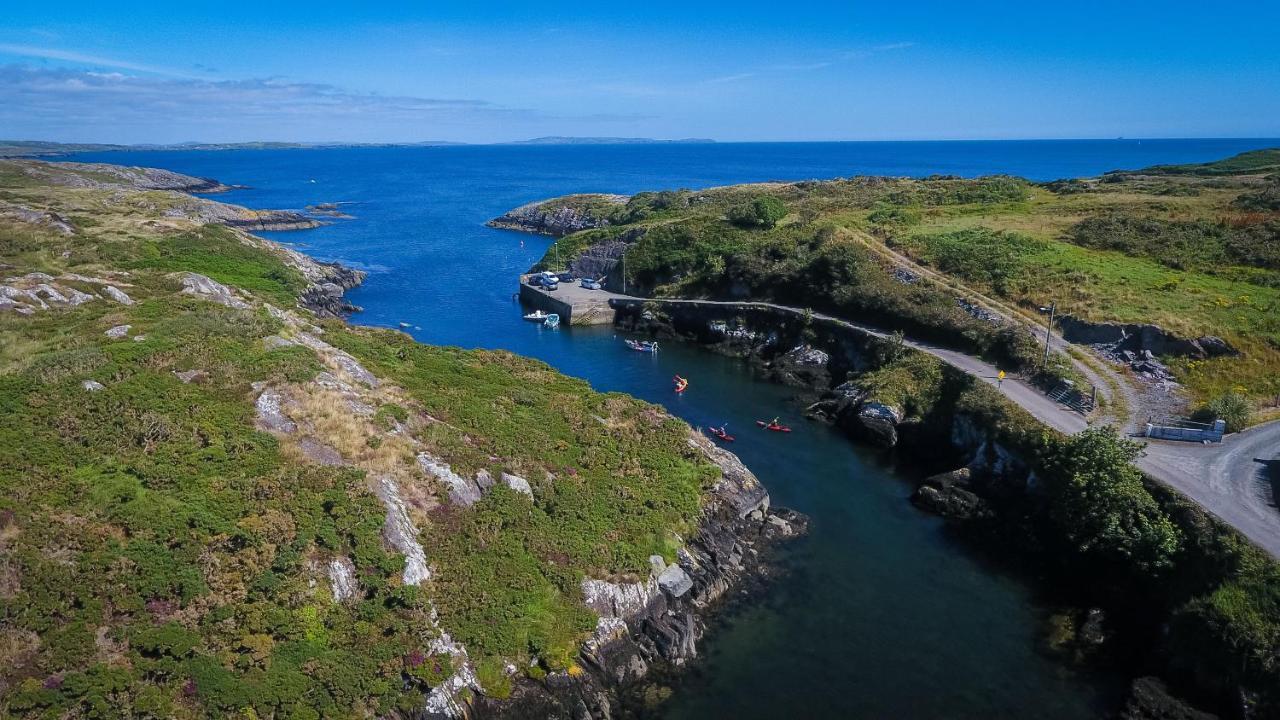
{"left": 0, "top": 137, "right": 716, "bottom": 157}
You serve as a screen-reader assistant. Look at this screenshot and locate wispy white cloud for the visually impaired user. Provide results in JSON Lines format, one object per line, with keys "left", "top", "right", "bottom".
{"left": 703, "top": 41, "right": 915, "bottom": 86}
{"left": 838, "top": 41, "right": 917, "bottom": 60}
{"left": 0, "top": 64, "right": 647, "bottom": 142}
{"left": 704, "top": 72, "right": 757, "bottom": 84}
{"left": 0, "top": 43, "right": 199, "bottom": 78}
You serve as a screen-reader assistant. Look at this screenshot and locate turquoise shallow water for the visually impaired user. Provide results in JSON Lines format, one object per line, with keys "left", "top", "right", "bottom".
{"left": 61, "top": 139, "right": 1277, "bottom": 717}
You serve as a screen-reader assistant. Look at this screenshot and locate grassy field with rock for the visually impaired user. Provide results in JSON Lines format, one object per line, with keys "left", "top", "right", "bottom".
{"left": 0, "top": 160, "right": 732, "bottom": 718}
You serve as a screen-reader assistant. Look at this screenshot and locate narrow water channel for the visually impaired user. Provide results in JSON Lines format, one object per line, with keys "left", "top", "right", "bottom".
{"left": 61, "top": 140, "right": 1275, "bottom": 717}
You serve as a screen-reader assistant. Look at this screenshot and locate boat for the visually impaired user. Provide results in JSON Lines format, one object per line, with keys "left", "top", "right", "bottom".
{"left": 543, "top": 313, "right": 560, "bottom": 328}
{"left": 523, "top": 310, "right": 549, "bottom": 322}
{"left": 398, "top": 322, "right": 411, "bottom": 328}
{"left": 756, "top": 420, "right": 792, "bottom": 433}
{"left": 625, "top": 339, "right": 659, "bottom": 352}
{"left": 673, "top": 375, "right": 688, "bottom": 394}
{"left": 707, "top": 425, "right": 734, "bottom": 442}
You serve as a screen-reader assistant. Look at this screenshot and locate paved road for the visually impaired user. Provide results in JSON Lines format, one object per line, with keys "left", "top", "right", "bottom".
{"left": 1139, "top": 423, "right": 1280, "bottom": 557}
{"left": 613, "top": 295, "right": 1280, "bottom": 557}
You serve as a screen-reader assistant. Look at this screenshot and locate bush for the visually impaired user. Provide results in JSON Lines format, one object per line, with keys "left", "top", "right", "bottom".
{"left": 728, "top": 196, "right": 788, "bottom": 229}
{"left": 917, "top": 227, "right": 1042, "bottom": 294}
{"left": 1202, "top": 392, "right": 1253, "bottom": 432}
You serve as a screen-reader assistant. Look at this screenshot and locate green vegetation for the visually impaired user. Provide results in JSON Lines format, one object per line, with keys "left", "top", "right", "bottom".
{"left": 908, "top": 227, "right": 1044, "bottom": 294}
{"left": 532, "top": 147, "right": 1280, "bottom": 406}
{"left": 1135, "top": 148, "right": 1280, "bottom": 176}
{"left": 0, "top": 162, "right": 720, "bottom": 717}
{"left": 1041, "top": 428, "right": 1182, "bottom": 572}
{"left": 1198, "top": 392, "right": 1254, "bottom": 433}
{"left": 727, "top": 195, "right": 788, "bottom": 229}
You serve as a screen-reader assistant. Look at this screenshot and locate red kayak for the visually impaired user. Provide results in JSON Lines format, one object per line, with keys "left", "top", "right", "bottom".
{"left": 756, "top": 420, "right": 792, "bottom": 433}
{"left": 707, "top": 426, "right": 735, "bottom": 442}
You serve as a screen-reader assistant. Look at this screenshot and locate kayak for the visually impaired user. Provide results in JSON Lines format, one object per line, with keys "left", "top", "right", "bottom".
{"left": 756, "top": 420, "right": 792, "bottom": 432}
{"left": 707, "top": 426, "right": 735, "bottom": 442}
{"left": 673, "top": 375, "right": 688, "bottom": 393}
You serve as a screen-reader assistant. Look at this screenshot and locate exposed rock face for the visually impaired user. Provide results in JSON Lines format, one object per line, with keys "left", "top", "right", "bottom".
{"left": 486, "top": 194, "right": 626, "bottom": 236}
{"left": 372, "top": 475, "right": 432, "bottom": 586}
{"left": 417, "top": 452, "right": 483, "bottom": 507}
{"left": 173, "top": 272, "right": 251, "bottom": 310}
{"left": 501, "top": 472, "right": 533, "bottom": 498}
{"left": 843, "top": 401, "right": 903, "bottom": 447}
{"left": 101, "top": 285, "right": 133, "bottom": 305}
{"left": 328, "top": 557, "right": 359, "bottom": 603}
{"left": 911, "top": 467, "right": 993, "bottom": 520}
{"left": 293, "top": 332, "right": 379, "bottom": 387}
{"left": 104, "top": 324, "right": 131, "bottom": 339}
{"left": 81, "top": 380, "right": 105, "bottom": 392}
{"left": 1058, "top": 315, "right": 1237, "bottom": 360}
{"left": 298, "top": 262, "right": 365, "bottom": 318}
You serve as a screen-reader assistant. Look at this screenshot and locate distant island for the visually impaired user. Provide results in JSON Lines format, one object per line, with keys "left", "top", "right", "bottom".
{"left": 0, "top": 137, "right": 715, "bottom": 157}
{"left": 501, "top": 136, "right": 716, "bottom": 145}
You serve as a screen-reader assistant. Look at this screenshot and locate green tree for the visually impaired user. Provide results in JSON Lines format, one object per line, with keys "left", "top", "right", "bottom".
{"left": 1040, "top": 427, "right": 1181, "bottom": 573}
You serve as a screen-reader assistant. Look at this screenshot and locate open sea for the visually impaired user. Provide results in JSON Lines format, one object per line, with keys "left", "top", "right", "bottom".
{"left": 63, "top": 138, "right": 1278, "bottom": 718}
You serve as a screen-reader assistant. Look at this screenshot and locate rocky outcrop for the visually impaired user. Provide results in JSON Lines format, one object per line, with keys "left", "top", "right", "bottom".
{"left": 298, "top": 262, "right": 365, "bottom": 318}
{"left": 487, "top": 194, "right": 626, "bottom": 236}
{"left": 0, "top": 201, "right": 75, "bottom": 235}
{"left": 0, "top": 272, "right": 132, "bottom": 314}
{"left": 911, "top": 467, "right": 992, "bottom": 520}
{"left": 13, "top": 159, "right": 242, "bottom": 193}
{"left": 1057, "top": 315, "right": 1237, "bottom": 360}
{"left": 162, "top": 197, "right": 323, "bottom": 231}
{"left": 172, "top": 271, "right": 251, "bottom": 310}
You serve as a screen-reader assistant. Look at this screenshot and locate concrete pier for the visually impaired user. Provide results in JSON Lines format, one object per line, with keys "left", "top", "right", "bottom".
{"left": 518, "top": 274, "right": 623, "bottom": 325}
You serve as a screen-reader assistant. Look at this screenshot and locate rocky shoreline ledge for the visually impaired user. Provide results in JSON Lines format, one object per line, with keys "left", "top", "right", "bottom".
{"left": 472, "top": 436, "right": 806, "bottom": 718}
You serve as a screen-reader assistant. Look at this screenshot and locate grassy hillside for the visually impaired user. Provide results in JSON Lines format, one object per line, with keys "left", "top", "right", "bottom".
{"left": 0, "top": 162, "right": 722, "bottom": 717}
{"left": 532, "top": 150, "right": 1280, "bottom": 409}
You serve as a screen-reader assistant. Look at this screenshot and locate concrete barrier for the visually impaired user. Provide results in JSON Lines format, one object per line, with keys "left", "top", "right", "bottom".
{"left": 1146, "top": 419, "right": 1226, "bottom": 443}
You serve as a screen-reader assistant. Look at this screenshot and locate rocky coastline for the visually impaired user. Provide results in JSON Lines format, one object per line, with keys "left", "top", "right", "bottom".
{"left": 117, "top": 168, "right": 804, "bottom": 718}
{"left": 610, "top": 300, "right": 1251, "bottom": 720}
{"left": 486, "top": 194, "right": 626, "bottom": 236}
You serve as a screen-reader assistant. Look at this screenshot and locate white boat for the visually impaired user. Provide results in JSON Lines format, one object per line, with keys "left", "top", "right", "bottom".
{"left": 523, "top": 310, "right": 549, "bottom": 322}
{"left": 625, "top": 339, "right": 659, "bottom": 352}
{"left": 543, "top": 313, "right": 560, "bottom": 328}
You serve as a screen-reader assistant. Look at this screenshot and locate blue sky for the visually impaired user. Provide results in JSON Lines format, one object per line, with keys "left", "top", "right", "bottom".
{"left": 1, "top": 1, "right": 1278, "bottom": 143}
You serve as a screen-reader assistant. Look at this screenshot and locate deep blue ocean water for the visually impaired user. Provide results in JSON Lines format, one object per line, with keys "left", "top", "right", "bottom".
{"left": 62, "top": 139, "right": 1278, "bottom": 718}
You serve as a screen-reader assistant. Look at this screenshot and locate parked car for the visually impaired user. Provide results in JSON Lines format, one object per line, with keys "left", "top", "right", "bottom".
{"left": 543, "top": 280, "right": 558, "bottom": 291}
{"left": 556, "top": 271, "right": 576, "bottom": 282}
{"left": 580, "top": 278, "right": 602, "bottom": 290}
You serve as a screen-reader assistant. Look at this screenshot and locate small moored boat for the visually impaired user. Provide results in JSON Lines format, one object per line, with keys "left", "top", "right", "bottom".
{"left": 625, "top": 339, "right": 659, "bottom": 352}
{"left": 523, "top": 310, "right": 549, "bottom": 322}
{"left": 543, "top": 313, "right": 560, "bottom": 328}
